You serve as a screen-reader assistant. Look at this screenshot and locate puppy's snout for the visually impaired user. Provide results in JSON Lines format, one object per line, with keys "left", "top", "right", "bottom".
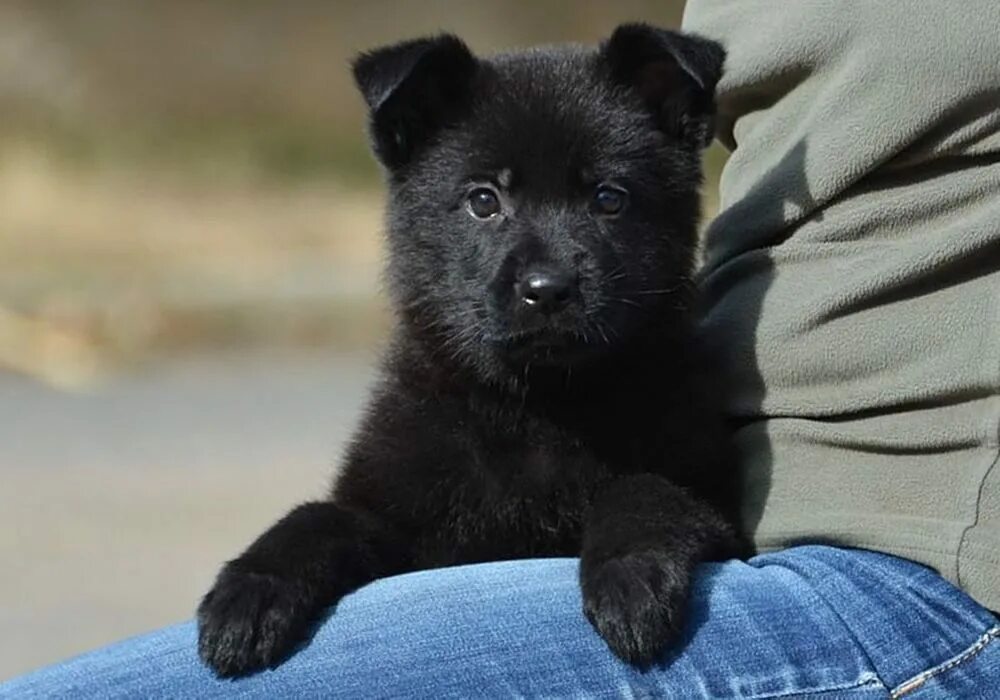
{"left": 517, "top": 269, "right": 575, "bottom": 314}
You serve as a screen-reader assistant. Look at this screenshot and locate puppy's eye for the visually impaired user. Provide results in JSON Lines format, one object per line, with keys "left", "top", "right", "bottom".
{"left": 467, "top": 188, "right": 501, "bottom": 219}
{"left": 593, "top": 186, "right": 628, "bottom": 216}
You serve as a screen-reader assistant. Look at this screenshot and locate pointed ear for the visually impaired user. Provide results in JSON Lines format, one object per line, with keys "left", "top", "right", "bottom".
{"left": 601, "top": 23, "right": 725, "bottom": 149}
{"left": 352, "top": 35, "right": 478, "bottom": 170}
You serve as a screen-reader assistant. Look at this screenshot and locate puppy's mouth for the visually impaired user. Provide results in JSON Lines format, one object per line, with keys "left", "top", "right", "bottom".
{"left": 487, "top": 327, "right": 602, "bottom": 366}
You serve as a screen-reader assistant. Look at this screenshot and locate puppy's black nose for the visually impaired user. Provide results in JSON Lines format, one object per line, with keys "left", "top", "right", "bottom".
{"left": 517, "top": 270, "right": 574, "bottom": 313}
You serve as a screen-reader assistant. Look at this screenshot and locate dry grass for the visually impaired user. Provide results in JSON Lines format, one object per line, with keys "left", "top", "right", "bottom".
{"left": 0, "top": 143, "right": 389, "bottom": 384}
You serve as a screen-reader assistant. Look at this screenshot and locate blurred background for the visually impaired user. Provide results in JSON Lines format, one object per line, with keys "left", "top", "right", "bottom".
{"left": 0, "top": 0, "right": 724, "bottom": 679}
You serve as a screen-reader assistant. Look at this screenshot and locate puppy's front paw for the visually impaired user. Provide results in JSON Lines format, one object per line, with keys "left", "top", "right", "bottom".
{"left": 197, "top": 565, "right": 316, "bottom": 677}
{"left": 581, "top": 551, "right": 689, "bottom": 666}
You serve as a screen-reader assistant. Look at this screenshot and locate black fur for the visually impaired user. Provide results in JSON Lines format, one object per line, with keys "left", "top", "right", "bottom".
{"left": 198, "top": 23, "right": 741, "bottom": 677}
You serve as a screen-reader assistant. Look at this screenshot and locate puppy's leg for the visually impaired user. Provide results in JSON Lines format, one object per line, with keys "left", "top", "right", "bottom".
{"left": 580, "top": 474, "right": 737, "bottom": 665}
{"left": 197, "top": 501, "right": 406, "bottom": 677}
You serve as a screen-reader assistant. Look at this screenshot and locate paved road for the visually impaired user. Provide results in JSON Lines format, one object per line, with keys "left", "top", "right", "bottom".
{"left": 0, "top": 352, "right": 376, "bottom": 680}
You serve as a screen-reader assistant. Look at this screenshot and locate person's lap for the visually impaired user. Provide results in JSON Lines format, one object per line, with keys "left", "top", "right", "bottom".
{"left": 2, "top": 546, "right": 997, "bottom": 699}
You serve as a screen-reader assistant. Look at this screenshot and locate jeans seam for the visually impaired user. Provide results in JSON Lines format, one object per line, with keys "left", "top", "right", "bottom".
{"left": 747, "top": 673, "right": 885, "bottom": 699}
{"left": 762, "top": 562, "right": 890, "bottom": 692}
{"left": 890, "top": 625, "right": 1000, "bottom": 698}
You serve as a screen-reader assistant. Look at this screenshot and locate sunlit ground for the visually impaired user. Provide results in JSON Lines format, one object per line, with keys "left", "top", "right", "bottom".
{"left": 0, "top": 144, "right": 386, "bottom": 387}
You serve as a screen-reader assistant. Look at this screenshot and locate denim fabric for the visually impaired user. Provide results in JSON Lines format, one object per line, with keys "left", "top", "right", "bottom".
{"left": 3, "top": 546, "right": 998, "bottom": 699}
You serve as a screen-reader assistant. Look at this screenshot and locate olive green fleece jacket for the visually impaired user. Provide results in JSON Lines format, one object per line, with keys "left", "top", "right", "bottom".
{"left": 683, "top": 1, "right": 1000, "bottom": 610}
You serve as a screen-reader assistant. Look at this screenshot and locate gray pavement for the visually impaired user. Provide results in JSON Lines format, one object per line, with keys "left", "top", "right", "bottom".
{"left": 0, "top": 352, "right": 376, "bottom": 680}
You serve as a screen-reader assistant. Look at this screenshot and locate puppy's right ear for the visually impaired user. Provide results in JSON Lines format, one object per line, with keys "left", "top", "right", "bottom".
{"left": 352, "top": 35, "right": 478, "bottom": 170}
{"left": 601, "top": 24, "right": 725, "bottom": 149}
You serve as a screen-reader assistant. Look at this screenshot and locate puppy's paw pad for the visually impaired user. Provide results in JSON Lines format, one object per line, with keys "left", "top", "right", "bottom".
{"left": 197, "top": 567, "right": 313, "bottom": 677}
{"left": 581, "top": 552, "right": 689, "bottom": 665}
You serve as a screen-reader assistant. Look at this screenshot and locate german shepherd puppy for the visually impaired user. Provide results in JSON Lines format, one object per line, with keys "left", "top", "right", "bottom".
{"left": 198, "top": 23, "right": 740, "bottom": 677}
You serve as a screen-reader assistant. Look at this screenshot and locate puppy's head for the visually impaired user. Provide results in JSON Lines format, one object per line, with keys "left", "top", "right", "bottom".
{"left": 353, "top": 25, "right": 724, "bottom": 382}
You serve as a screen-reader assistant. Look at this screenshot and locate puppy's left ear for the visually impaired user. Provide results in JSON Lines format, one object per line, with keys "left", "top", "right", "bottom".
{"left": 601, "top": 23, "right": 725, "bottom": 149}
{"left": 352, "top": 35, "right": 478, "bottom": 170}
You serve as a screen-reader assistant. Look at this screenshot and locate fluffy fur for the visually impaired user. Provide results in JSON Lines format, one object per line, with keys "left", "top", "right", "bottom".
{"left": 198, "top": 23, "right": 742, "bottom": 677}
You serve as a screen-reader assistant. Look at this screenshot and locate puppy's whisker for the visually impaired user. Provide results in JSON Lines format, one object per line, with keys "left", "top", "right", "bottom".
{"left": 588, "top": 320, "right": 611, "bottom": 346}
{"left": 600, "top": 265, "right": 628, "bottom": 285}
{"left": 632, "top": 288, "right": 684, "bottom": 296}
{"left": 609, "top": 296, "right": 644, "bottom": 309}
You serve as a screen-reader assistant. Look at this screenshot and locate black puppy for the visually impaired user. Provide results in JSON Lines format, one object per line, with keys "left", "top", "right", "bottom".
{"left": 198, "top": 23, "right": 740, "bottom": 677}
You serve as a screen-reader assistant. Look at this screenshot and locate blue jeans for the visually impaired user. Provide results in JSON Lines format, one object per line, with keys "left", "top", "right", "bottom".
{"left": 2, "top": 546, "right": 998, "bottom": 699}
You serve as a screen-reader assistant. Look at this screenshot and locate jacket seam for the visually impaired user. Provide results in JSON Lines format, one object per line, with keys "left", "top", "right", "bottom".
{"left": 956, "top": 402, "right": 1000, "bottom": 590}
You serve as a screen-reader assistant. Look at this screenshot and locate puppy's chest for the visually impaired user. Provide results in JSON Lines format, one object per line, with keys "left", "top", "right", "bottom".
{"left": 412, "top": 418, "right": 612, "bottom": 567}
